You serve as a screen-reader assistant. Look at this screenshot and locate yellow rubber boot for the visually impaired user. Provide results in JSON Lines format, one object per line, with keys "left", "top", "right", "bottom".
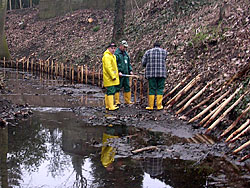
{"left": 124, "top": 91, "right": 133, "bottom": 104}
{"left": 115, "top": 92, "right": 121, "bottom": 106}
{"left": 105, "top": 94, "right": 109, "bottom": 109}
{"left": 146, "top": 95, "right": 155, "bottom": 110}
{"left": 156, "top": 95, "right": 163, "bottom": 110}
{"left": 107, "top": 95, "right": 119, "bottom": 111}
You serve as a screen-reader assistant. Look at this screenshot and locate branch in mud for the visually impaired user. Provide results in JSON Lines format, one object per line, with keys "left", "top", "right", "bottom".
{"left": 131, "top": 146, "right": 158, "bottom": 154}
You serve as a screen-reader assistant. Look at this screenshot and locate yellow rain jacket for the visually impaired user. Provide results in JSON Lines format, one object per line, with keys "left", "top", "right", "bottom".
{"left": 102, "top": 49, "right": 120, "bottom": 87}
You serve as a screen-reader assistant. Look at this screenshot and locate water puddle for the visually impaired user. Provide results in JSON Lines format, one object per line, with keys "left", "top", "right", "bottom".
{"left": 0, "top": 68, "right": 246, "bottom": 188}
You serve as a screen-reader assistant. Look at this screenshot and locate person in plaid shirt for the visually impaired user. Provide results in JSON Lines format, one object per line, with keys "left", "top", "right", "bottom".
{"left": 142, "top": 41, "right": 167, "bottom": 110}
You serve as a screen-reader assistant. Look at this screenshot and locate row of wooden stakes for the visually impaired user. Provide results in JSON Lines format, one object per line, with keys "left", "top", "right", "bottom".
{"left": 0, "top": 57, "right": 147, "bottom": 102}
{"left": 163, "top": 71, "right": 249, "bottom": 162}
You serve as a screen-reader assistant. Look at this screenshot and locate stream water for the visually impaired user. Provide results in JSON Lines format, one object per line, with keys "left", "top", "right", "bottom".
{"left": 0, "top": 67, "right": 246, "bottom": 188}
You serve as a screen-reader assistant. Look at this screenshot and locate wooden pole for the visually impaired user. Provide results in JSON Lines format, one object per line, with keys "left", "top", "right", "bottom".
{"left": 71, "top": 65, "right": 74, "bottom": 82}
{"left": 131, "top": 146, "right": 158, "bottom": 154}
{"left": 189, "top": 90, "right": 230, "bottom": 123}
{"left": 85, "top": 65, "right": 88, "bottom": 84}
{"left": 229, "top": 125, "right": 250, "bottom": 143}
{"left": 202, "top": 86, "right": 242, "bottom": 128}
{"left": 239, "top": 154, "right": 250, "bottom": 162}
{"left": 165, "top": 74, "right": 201, "bottom": 109}
{"left": 51, "top": 60, "right": 54, "bottom": 75}
{"left": 140, "top": 76, "right": 144, "bottom": 104}
{"left": 134, "top": 79, "right": 137, "bottom": 103}
{"left": 226, "top": 119, "right": 250, "bottom": 143}
{"left": 176, "top": 84, "right": 201, "bottom": 108}
{"left": 163, "top": 74, "right": 191, "bottom": 101}
{"left": 19, "top": 0, "right": 22, "bottom": 9}
{"left": 220, "top": 103, "right": 250, "bottom": 138}
{"left": 81, "top": 65, "right": 84, "bottom": 83}
{"left": 65, "top": 64, "right": 67, "bottom": 79}
{"left": 176, "top": 81, "right": 213, "bottom": 115}
{"left": 205, "top": 92, "right": 247, "bottom": 134}
{"left": 92, "top": 66, "right": 95, "bottom": 85}
{"left": 26, "top": 58, "right": 29, "bottom": 72}
{"left": 233, "top": 140, "right": 250, "bottom": 154}
{"left": 9, "top": 0, "right": 12, "bottom": 10}
{"left": 184, "top": 87, "right": 222, "bottom": 117}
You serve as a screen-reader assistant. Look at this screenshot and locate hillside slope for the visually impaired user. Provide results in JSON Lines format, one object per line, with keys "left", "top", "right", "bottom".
{"left": 5, "top": 0, "right": 249, "bottom": 88}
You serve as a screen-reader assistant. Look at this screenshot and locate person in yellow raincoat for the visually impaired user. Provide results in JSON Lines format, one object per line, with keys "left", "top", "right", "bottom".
{"left": 102, "top": 43, "right": 120, "bottom": 110}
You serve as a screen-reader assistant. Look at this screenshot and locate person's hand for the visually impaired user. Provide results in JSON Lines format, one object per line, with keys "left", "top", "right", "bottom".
{"left": 119, "top": 72, "right": 123, "bottom": 77}
{"left": 130, "top": 71, "right": 133, "bottom": 75}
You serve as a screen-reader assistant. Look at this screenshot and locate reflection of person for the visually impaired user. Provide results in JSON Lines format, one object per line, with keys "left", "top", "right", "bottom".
{"left": 142, "top": 41, "right": 167, "bottom": 110}
{"left": 102, "top": 43, "right": 120, "bottom": 111}
{"left": 101, "top": 124, "right": 127, "bottom": 171}
{"left": 114, "top": 40, "right": 133, "bottom": 105}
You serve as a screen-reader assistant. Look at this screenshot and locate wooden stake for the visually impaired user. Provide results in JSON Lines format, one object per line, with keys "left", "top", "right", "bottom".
{"left": 3, "top": 57, "right": 5, "bottom": 68}
{"left": 77, "top": 66, "right": 80, "bottom": 82}
{"left": 176, "top": 81, "right": 212, "bottom": 115}
{"left": 205, "top": 92, "right": 247, "bottom": 134}
{"left": 233, "top": 140, "right": 250, "bottom": 154}
{"left": 140, "top": 76, "right": 144, "bottom": 103}
{"left": 65, "top": 64, "right": 67, "bottom": 79}
{"left": 85, "top": 65, "right": 88, "bottom": 84}
{"left": 134, "top": 79, "right": 137, "bottom": 103}
{"left": 220, "top": 103, "right": 250, "bottom": 138}
{"left": 185, "top": 87, "right": 222, "bottom": 117}
{"left": 92, "top": 66, "right": 95, "bottom": 85}
{"left": 71, "top": 65, "right": 74, "bottom": 82}
{"left": 131, "top": 146, "right": 158, "bottom": 154}
{"left": 203, "top": 87, "right": 242, "bottom": 128}
{"left": 189, "top": 90, "right": 230, "bottom": 123}
{"left": 226, "top": 119, "right": 250, "bottom": 143}
{"left": 176, "top": 84, "right": 201, "bottom": 108}
{"left": 26, "top": 58, "right": 29, "bottom": 71}
{"left": 163, "top": 74, "right": 191, "bottom": 101}
{"left": 51, "top": 60, "right": 54, "bottom": 75}
{"left": 239, "top": 154, "right": 250, "bottom": 162}
{"left": 165, "top": 74, "right": 201, "bottom": 109}
{"left": 81, "top": 65, "right": 84, "bottom": 83}
{"left": 230, "top": 126, "right": 250, "bottom": 143}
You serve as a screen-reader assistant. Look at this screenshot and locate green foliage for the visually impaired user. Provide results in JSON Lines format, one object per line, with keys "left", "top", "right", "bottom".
{"left": 189, "top": 23, "right": 223, "bottom": 48}
{"left": 92, "top": 25, "right": 100, "bottom": 32}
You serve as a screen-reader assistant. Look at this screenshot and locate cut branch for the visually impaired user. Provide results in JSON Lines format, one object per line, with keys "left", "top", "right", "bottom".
{"left": 220, "top": 103, "right": 250, "bottom": 138}
{"left": 233, "top": 140, "right": 250, "bottom": 154}
{"left": 226, "top": 119, "right": 250, "bottom": 143}
{"left": 205, "top": 92, "right": 247, "bottom": 134}
{"left": 176, "top": 81, "right": 212, "bottom": 115}
{"left": 189, "top": 90, "right": 230, "bottom": 123}
{"left": 202, "top": 86, "right": 242, "bottom": 128}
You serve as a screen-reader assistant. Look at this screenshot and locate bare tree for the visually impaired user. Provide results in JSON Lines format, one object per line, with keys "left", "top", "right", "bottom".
{"left": 0, "top": 0, "right": 11, "bottom": 60}
{"left": 112, "top": 0, "right": 125, "bottom": 43}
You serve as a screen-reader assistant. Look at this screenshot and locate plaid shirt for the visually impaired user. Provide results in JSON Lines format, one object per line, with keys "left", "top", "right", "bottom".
{"left": 142, "top": 47, "right": 167, "bottom": 78}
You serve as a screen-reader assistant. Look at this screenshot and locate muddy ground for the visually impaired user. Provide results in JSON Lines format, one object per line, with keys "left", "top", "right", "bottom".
{"left": 0, "top": 78, "right": 249, "bottom": 187}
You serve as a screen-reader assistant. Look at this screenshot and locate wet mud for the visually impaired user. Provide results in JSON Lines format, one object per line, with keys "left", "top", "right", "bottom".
{"left": 0, "top": 67, "right": 249, "bottom": 188}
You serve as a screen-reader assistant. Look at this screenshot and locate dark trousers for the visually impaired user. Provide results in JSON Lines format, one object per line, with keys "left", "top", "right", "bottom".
{"left": 148, "top": 77, "right": 165, "bottom": 95}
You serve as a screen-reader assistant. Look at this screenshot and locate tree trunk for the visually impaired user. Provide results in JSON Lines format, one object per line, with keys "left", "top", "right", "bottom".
{"left": 19, "top": 0, "right": 22, "bottom": 9}
{"left": 112, "top": 0, "right": 125, "bottom": 43}
{"left": 9, "top": 0, "right": 11, "bottom": 10}
{"left": 0, "top": 0, "right": 11, "bottom": 60}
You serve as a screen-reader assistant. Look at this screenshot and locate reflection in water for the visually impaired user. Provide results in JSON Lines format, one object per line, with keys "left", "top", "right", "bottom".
{"left": 101, "top": 124, "right": 127, "bottom": 171}
{"left": 0, "top": 128, "right": 8, "bottom": 188}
